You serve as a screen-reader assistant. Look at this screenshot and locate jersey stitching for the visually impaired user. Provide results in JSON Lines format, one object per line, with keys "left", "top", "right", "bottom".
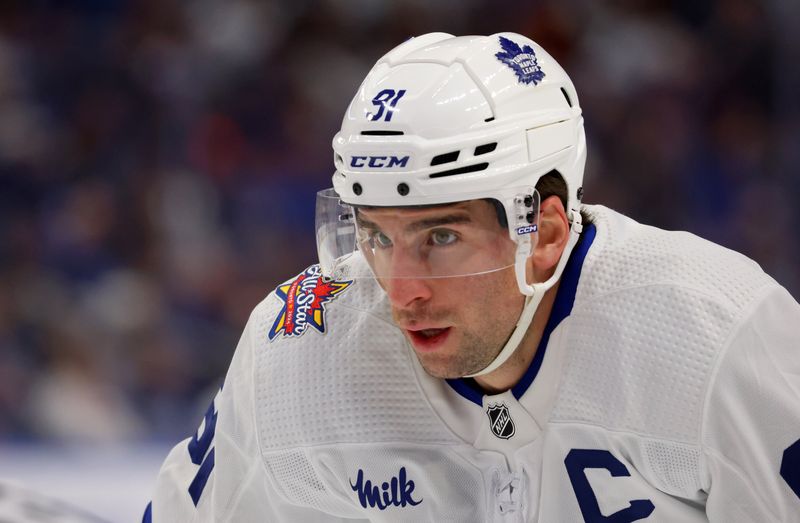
{"left": 752, "top": 295, "right": 800, "bottom": 397}
{"left": 697, "top": 283, "right": 784, "bottom": 518}
{"left": 217, "top": 435, "right": 262, "bottom": 520}
{"left": 701, "top": 445, "right": 782, "bottom": 522}
{"left": 547, "top": 420, "right": 708, "bottom": 505}
{"left": 564, "top": 280, "right": 765, "bottom": 442}
{"left": 261, "top": 441, "right": 492, "bottom": 519}
{"left": 547, "top": 419, "right": 701, "bottom": 447}
{"left": 698, "top": 283, "right": 778, "bottom": 452}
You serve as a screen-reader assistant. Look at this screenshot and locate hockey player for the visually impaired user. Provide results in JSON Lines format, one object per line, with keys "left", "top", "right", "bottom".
{"left": 146, "top": 33, "right": 800, "bottom": 522}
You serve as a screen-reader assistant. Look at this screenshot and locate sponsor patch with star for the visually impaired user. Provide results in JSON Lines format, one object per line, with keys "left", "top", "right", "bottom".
{"left": 268, "top": 264, "right": 353, "bottom": 340}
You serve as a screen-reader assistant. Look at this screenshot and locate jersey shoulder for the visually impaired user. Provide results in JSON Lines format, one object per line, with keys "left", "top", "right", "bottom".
{"left": 246, "top": 256, "right": 453, "bottom": 452}
{"left": 549, "top": 206, "right": 783, "bottom": 498}
{"left": 552, "top": 205, "right": 779, "bottom": 442}
{"left": 578, "top": 204, "right": 777, "bottom": 307}
{"left": 240, "top": 258, "right": 457, "bottom": 514}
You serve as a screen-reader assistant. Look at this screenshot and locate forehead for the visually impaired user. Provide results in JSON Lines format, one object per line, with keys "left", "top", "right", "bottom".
{"left": 356, "top": 199, "right": 498, "bottom": 227}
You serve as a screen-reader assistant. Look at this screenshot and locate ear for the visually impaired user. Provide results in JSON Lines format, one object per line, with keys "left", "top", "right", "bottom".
{"left": 528, "top": 195, "right": 570, "bottom": 282}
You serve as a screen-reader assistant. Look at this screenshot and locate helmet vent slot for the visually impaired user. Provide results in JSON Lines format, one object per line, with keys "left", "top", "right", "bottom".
{"left": 474, "top": 143, "right": 497, "bottom": 156}
{"left": 360, "top": 130, "right": 404, "bottom": 136}
{"left": 429, "top": 162, "right": 489, "bottom": 179}
{"left": 560, "top": 87, "right": 573, "bottom": 108}
{"left": 430, "top": 151, "right": 460, "bottom": 166}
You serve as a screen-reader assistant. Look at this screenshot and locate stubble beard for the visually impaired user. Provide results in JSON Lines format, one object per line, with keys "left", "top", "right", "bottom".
{"left": 396, "top": 307, "right": 513, "bottom": 379}
{"left": 394, "top": 269, "right": 524, "bottom": 379}
{"left": 420, "top": 327, "right": 503, "bottom": 378}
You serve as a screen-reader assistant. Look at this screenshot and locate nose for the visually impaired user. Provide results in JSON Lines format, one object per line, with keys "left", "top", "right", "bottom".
{"left": 384, "top": 276, "right": 433, "bottom": 309}
{"left": 380, "top": 245, "right": 433, "bottom": 308}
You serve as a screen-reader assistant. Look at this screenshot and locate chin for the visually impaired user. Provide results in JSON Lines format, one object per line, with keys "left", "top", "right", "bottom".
{"left": 414, "top": 352, "right": 469, "bottom": 380}
{"left": 418, "top": 363, "right": 457, "bottom": 379}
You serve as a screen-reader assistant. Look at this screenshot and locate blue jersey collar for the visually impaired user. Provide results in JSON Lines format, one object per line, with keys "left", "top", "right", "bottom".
{"left": 446, "top": 222, "right": 597, "bottom": 406}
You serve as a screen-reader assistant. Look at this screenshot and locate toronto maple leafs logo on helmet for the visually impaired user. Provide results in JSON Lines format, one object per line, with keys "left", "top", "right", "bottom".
{"left": 495, "top": 36, "right": 546, "bottom": 86}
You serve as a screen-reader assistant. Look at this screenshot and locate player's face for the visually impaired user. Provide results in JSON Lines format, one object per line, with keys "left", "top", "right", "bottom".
{"left": 357, "top": 200, "right": 525, "bottom": 378}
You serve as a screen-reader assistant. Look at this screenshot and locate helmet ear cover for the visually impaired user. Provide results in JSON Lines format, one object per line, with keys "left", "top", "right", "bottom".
{"left": 491, "top": 170, "right": 570, "bottom": 233}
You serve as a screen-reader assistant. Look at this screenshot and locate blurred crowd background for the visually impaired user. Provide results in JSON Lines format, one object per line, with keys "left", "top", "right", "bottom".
{"left": 1, "top": 0, "right": 798, "bottom": 448}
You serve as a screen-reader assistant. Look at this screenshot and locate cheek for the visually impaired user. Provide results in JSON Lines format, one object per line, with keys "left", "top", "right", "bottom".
{"left": 462, "top": 272, "right": 525, "bottom": 327}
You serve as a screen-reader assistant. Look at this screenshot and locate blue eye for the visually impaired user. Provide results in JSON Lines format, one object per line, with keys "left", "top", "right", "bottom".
{"left": 373, "top": 231, "right": 393, "bottom": 249}
{"left": 430, "top": 230, "right": 458, "bottom": 246}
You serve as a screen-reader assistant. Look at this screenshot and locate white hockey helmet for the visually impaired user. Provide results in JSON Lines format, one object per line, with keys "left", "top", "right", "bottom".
{"left": 316, "top": 32, "right": 586, "bottom": 376}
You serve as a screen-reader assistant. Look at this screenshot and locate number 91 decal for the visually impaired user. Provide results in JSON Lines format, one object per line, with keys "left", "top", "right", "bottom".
{"left": 187, "top": 388, "right": 221, "bottom": 506}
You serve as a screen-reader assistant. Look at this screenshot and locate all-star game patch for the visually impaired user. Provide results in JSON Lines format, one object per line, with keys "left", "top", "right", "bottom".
{"left": 495, "top": 35, "right": 545, "bottom": 86}
{"left": 268, "top": 264, "right": 353, "bottom": 340}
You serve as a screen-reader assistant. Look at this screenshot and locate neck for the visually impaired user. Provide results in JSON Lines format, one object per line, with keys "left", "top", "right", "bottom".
{"left": 473, "top": 280, "right": 561, "bottom": 394}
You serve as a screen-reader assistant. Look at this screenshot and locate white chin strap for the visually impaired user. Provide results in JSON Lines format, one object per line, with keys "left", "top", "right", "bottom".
{"left": 465, "top": 212, "right": 583, "bottom": 378}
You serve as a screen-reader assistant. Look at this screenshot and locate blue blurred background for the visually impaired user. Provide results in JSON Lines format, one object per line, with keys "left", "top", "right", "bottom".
{"left": 0, "top": 0, "right": 798, "bottom": 519}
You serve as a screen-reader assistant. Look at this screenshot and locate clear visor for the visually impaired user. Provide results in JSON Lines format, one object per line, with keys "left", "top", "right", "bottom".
{"left": 315, "top": 188, "right": 540, "bottom": 281}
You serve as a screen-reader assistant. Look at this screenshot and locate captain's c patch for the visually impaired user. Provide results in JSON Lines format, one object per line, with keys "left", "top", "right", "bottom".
{"left": 269, "top": 265, "right": 353, "bottom": 340}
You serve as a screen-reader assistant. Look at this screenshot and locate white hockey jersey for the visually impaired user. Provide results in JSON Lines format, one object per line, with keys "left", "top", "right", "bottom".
{"left": 146, "top": 205, "right": 800, "bottom": 522}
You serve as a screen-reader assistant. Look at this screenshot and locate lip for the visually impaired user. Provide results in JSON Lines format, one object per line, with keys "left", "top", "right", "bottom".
{"left": 405, "top": 327, "right": 452, "bottom": 352}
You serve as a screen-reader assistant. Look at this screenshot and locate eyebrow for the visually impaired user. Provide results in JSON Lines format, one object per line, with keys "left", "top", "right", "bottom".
{"left": 357, "top": 213, "right": 473, "bottom": 233}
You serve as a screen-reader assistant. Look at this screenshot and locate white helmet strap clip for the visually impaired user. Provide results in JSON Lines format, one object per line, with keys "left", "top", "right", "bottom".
{"left": 465, "top": 211, "right": 583, "bottom": 378}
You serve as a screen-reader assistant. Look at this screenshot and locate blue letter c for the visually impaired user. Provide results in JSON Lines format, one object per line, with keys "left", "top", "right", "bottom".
{"left": 564, "top": 449, "right": 655, "bottom": 522}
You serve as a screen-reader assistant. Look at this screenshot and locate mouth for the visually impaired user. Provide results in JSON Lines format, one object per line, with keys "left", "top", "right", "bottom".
{"left": 406, "top": 327, "right": 452, "bottom": 352}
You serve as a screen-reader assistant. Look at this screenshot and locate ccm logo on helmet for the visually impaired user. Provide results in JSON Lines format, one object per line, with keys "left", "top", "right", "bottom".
{"left": 350, "top": 155, "right": 410, "bottom": 169}
{"left": 516, "top": 224, "right": 538, "bottom": 235}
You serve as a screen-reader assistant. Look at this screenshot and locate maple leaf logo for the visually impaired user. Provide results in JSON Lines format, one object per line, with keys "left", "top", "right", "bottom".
{"left": 494, "top": 36, "right": 546, "bottom": 86}
{"left": 310, "top": 280, "right": 337, "bottom": 309}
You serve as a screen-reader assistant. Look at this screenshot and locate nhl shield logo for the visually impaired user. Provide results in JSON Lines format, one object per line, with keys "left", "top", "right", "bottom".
{"left": 486, "top": 403, "right": 515, "bottom": 439}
